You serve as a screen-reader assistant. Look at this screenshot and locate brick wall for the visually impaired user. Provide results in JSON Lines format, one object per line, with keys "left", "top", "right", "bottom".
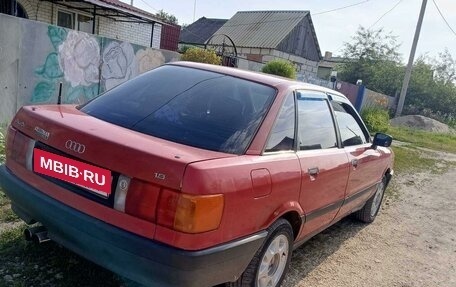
{"left": 151, "top": 24, "right": 162, "bottom": 49}
{"left": 98, "top": 16, "right": 156, "bottom": 47}
{"left": 17, "top": 0, "right": 159, "bottom": 47}
{"left": 18, "top": 0, "right": 53, "bottom": 23}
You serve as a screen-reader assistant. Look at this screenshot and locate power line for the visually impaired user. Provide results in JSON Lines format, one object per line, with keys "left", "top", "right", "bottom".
{"left": 212, "top": 0, "right": 373, "bottom": 28}
{"left": 333, "top": 0, "right": 402, "bottom": 54}
{"left": 432, "top": 0, "right": 456, "bottom": 37}
{"left": 313, "top": 0, "right": 371, "bottom": 16}
{"left": 137, "top": 0, "right": 159, "bottom": 13}
{"left": 369, "top": 0, "right": 403, "bottom": 29}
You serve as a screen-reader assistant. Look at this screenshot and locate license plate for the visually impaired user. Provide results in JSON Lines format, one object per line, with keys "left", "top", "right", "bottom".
{"left": 33, "top": 148, "right": 112, "bottom": 197}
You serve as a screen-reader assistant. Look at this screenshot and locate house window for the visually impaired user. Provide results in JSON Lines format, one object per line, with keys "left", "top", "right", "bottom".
{"left": 78, "top": 14, "right": 94, "bottom": 33}
{"left": 57, "top": 10, "right": 93, "bottom": 33}
{"left": 57, "top": 10, "right": 74, "bottom": 29}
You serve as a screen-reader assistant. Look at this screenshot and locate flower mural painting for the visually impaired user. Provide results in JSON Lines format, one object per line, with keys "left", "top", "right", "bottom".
{"left": 48, "top": 26, "right": 67, "bottom": 50}
{"left": 101, "top": 41, "right": 137, "bottom": 91}
{"left": 136, "top": 48, "right": 165, "bottom": 74}
{"left": 58, "top": 31, "right": 100, "bottom": 87}
{"left": 35, "top": 53, "right": 63, "bottom": 79}
{"left": 30, "top": 24, "right": 178, "bottom": 104}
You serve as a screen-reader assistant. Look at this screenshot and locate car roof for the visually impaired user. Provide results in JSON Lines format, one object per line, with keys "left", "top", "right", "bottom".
{"left": 167, "top": 61, "right": 349, "bottom": 101}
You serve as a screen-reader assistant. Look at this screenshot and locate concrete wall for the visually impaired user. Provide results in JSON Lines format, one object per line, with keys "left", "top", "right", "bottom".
{"left": 16, "top": 0, "right": 160, "bottom": 48}
{"left": 237, "top": 56, "right": 331, "bottom": 89}
{"left": 363, "top": 88, "right": 395, "bottom": 110}
{"left": 0, "top": 14, "right": 180, "bottom": 123}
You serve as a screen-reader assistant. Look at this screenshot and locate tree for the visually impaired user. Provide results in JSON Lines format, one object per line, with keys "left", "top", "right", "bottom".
{"left": 156, "top": 9, "right": 178, "bottom": 25}
{"left": 405, "top": 55, "right": 456, "bottom": 123}
{"left": 261, "top": 59, "right": 296, "bottom": 79}
{"left": 338, "top": 26, "right": 403, "bottom": 96}
{"left": 433, "top": 48, "right": 456, "bottom": 85}
{"left": 338, "top": 27, "right": 456, "bottom": 126}
{"left": 181, "top": 47, "right": 221, "bottom": 65}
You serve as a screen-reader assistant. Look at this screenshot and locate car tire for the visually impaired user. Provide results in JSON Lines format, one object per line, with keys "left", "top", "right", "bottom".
{"left": 353, "top": 176, "right": 387, "bottom": 223}
{"left": 227, "top": 219, "right": 293, "bottom": 287}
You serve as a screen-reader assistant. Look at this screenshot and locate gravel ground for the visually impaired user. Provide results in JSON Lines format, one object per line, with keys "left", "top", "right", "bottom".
{"left": 0, "top": 148, "right": 455, "bottom": 287}
{"left": 283, "top": 149, "right": 456, "bottom": 287}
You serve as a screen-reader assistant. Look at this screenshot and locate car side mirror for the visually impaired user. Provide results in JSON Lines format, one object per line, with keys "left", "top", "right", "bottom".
{"left": 372, "top": 133, "right": 392, "bottom": 149}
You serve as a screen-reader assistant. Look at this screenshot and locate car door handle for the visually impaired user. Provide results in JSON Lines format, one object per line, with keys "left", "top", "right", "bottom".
{"left": 351, "top": 159, "right": 359, "bottom": 168}
{"left": 308, "top": 167, "right": 320, "bottom": 176}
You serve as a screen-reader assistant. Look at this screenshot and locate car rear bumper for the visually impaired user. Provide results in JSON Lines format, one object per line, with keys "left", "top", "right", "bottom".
{"left": 0, "top": 165, "right": 267, "bottom": 287}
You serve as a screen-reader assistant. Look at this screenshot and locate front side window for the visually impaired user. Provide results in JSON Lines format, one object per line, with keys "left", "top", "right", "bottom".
{"left": 297, "top": 91, "right": 337, "bottom": 150}
{"left": 265, "top": 93, "right": 295, "bottom": 152}
{"left": 81, "top": 65, "right": 276, "bottom": 154}
{"left": 331, "top": 101, "right": 369, "bottom": 146}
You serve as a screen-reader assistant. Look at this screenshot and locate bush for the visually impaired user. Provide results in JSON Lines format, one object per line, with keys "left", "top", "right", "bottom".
{"left": 261, "top": 59, "right": 296, "bottom": 79}
{"left": 181, "top": 48, "right": 221, "bottom": 65}
{"left": 361, "top": 106, "right": 390, "bottom": 133}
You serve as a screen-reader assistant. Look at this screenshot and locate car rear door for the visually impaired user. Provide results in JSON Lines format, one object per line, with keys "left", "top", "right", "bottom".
{"left": 295, "top": 90, "right": 350, "bottom": 239}
{"left": 330, "top": 99, "right": 384, "bottom": 216}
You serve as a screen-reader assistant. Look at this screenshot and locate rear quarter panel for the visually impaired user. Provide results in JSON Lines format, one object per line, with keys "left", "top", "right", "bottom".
{"left": 154, "top": 153, "right": 302, "bottom": 250}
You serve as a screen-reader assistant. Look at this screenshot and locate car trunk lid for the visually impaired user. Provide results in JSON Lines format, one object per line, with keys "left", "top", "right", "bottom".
{"left": 11, "top": 105, "right": 234, "bottom": 201}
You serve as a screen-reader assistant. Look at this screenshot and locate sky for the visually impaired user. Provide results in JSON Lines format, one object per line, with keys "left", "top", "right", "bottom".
{"left": 121, "top": 0, "right": 456, "bottom": 62}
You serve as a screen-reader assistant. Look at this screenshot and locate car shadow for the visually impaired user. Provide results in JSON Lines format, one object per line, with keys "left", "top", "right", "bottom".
{"left": 282, "top": 216, "right": 369, "bottom": 286}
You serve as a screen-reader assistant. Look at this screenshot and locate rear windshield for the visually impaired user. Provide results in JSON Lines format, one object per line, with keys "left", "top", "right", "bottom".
{"left": 80, "top": 65, "right": 276, "bottom": 154}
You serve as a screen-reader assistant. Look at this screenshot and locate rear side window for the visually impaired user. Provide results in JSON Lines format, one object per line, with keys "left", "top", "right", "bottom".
{"left": 331, "top": 101, "right": 369, "bottom": 146}
{"left": 297, "top": 91, "right": 337, "bottom": 150}
{"left": 81, "top": 65, "right": 276, "bottom": 154}
{"left": 265, "top": 93, "right": 296, "bottom": 152}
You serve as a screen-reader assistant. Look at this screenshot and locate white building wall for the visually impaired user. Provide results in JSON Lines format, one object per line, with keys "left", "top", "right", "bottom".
{"left": 151, "top": 24, "right": 162, "bottom": 49}
{"left": 17, "top": 0, "right": 159, "bottom": 47}
{"left": 18, "top": 0, "right": 53, "bottom": 23}
{"left": 98, "top": 16, "right": 154, "bottom": 47}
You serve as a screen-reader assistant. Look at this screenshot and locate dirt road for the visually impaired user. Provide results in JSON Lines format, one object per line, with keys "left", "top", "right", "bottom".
{"left": 283, "top": 149, "right": 456, "bottom": 287}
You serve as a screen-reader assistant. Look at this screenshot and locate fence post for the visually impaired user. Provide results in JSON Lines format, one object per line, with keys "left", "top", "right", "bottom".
{"left": 354, "top": 84, "right": 365, "bottom": 112}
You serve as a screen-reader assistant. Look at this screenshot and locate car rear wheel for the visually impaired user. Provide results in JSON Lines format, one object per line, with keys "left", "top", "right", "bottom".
{"left": 227, "top": 219, "right": 293, "bottom": 287}
{"left": 353, "top": 176, "right": 387, "bottom": 223}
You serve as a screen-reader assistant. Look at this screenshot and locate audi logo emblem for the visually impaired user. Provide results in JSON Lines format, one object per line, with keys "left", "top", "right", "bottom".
{"left": 65, "top": 140, "right": 86, "bottom": 153}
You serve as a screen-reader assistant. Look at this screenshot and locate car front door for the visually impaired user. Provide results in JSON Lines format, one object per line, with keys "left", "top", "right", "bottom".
{"left": 295, "top": 91, "right": 350, "bottom": 239}
{"left": 330, "top": 100, "right": 384, "bottom": 216}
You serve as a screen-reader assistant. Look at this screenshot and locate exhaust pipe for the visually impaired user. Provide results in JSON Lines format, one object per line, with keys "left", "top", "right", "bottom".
{"left": 32, "top": 231, "right": 51, "bottom": 244}
{"left": 24, "top": 226, "right": 47, "bottom": 241}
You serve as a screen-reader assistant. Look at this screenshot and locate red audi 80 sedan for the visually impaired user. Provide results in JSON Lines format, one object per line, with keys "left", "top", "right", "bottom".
{"left": 0, "top": 62, "right": 393, "bottom": 287}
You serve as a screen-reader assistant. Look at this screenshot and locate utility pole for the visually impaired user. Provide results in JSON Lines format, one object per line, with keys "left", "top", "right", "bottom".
{"left": 193, "top": 0, "right": 197, "bottom": 22}
{"left": 395, "top": 0, "right": 427, "bottom": 117}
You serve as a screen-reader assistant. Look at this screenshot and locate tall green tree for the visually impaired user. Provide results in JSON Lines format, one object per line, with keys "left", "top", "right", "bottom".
{"left": 433, "top": 48, "right": 456, "bottom": 85}
{"left": 338, "top": 26, "right": 456, "bottom": 125}
{"left": 338, "top": 26, "right": 403, "bottom": 96}
{"left": 404, "top": 56, "right": 456, "bottom": 123}
{"left": 156, "top": 9, "right": 178, "bottom": 25}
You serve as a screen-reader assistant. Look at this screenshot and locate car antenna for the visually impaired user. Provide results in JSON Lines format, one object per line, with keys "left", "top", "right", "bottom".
{"left": 57, "top": 82, "right": 62, "bottom": 105}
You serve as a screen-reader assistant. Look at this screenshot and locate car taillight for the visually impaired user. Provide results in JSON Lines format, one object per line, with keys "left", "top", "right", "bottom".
{"left": 124, "top": 179, "right": 160, "bottom": 222}
{"left": 115, "top": 178, "right": 224, "bottom": 234}
{"left": 10, "top": 129, "right": 34, "bottom": 169}
{"left": 6, "top": 125, "right": 16, "bottom": 149}
{"left": 157, "top": 189, "right": 224, "bottom": 234}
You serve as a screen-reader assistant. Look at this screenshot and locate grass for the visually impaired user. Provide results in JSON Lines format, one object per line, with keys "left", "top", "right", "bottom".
{"left": 388, "top": 126, "right": 456, "bottom": 154}
{"left": 392, "top": 146, "right": 440, "bottom": 175}
{"left": 0, "top": 224, "right": 123, "bottom": 287}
